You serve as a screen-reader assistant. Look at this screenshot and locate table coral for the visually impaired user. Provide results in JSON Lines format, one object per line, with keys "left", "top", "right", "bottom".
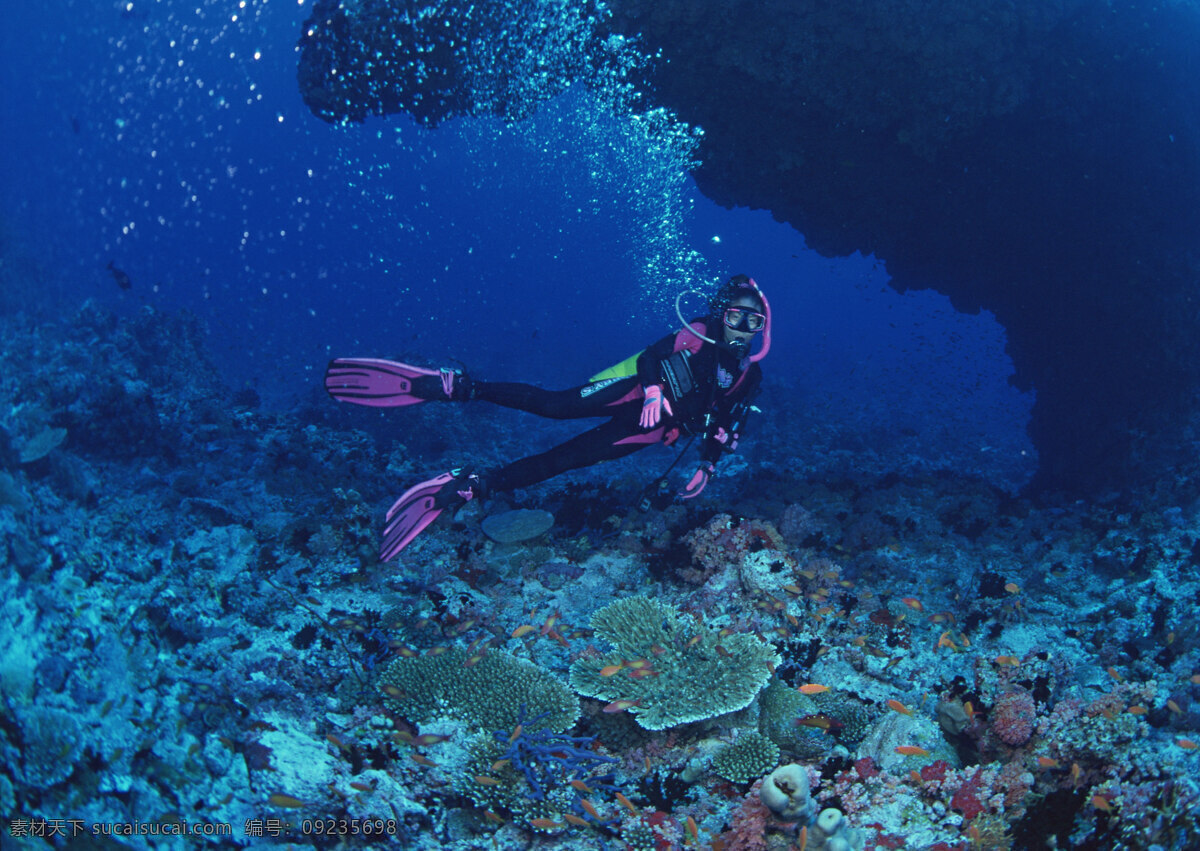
{"left": 569, "top": 596, "right": 779, "bottom": 730}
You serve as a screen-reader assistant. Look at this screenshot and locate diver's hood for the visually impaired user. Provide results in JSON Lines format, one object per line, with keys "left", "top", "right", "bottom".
{"left": 675, "top": 278, "right": 772, "bottom": 363}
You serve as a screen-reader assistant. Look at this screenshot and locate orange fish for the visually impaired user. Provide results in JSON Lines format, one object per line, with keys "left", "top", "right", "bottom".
{"left": 995, "top": 655, "right": 1020, "bottom": 667}
{"left": 628, "top": 668, "right": 660, "bottom": 679}
{"left": 425, "top": 646, "right": 448, "bottom": 657}
{"left": 563, "top": 813, "right": 590, "bottom": 827}
{"left": 484, "top": 811, "right": 505, "bottom": 824}
{"left": 936, "top": 631, "right": 958, "bottom": 651}
{"left": 412, "top": 734, "right": 450, "bottom": 746}
{"left": 798, "top": 569, "right": 817, "bottom": 580}
{"left": 626, "top": 658, "right": 652, "bottom": 670}
{"left": 410, "top": 754, "right": 438, "bottom": 768}
{"left": 472, "top": 775, "right": 501, "bottom": 786}
{"left": 579, "top": 798, "right": 602, "bottom": 820}
{"left": 602, "top": 699, "right": 641, "bottom": 713}
{"left": 615, "top": 792, "right": 639, "bottom": 815}
{"left": 1106, "top": 666, "right": 1123, "bottom": 682}
{"left": 650, "top": 644, "right": 667, "bottom": 655}
{"left": 1190, "top": 674, "right": 1200, "bottom": 685}
{"left": 798, "top": 825, "right": 808, "bottom": 851}
{"left": 349, "top": 781, "right": 374, "bottom": 793}
{"left": 1127, "top": 705, "right": 1148, "bottom": 715}
{"left": 963, "top": 701, "right": 975, "bottom": 719}
{"left": 1167, "top": 699, "right": 1183, "bottom": 715}
{"left": 716, "top": 645, "right": 732, "bottom": 658}
{"left": 1070, "top": 763, "right": 1082, "bottom": 785}
{"left": 268, "top": 793, "right": 305, "bottom": 808}
{"left": 900, "top": 597, "right": 923, "bottom": 611}
{"left": 887, "top": 699, "right": 912, "bottom": 716}
{"left": 1036, "top": 756, "right": 1060, "bottom": 769}
{"left": 798, "top": 684, "right": 829, "bottom": 695}
{"left": 894, "top": 746, "right": 930, "bottom": 757}
{"left": 794, "top": 715, "right": 839, "bottom": 732}
{"left": 686, "top": 634, "right": 702, "bottom": 648}
{"left": 685, "top": 816, "right": 699, "bottom": 845}
{"left": 1176, "top": 738, "right": 1199, "bottom": 750}
{"left": 508, "top": 724, "right": 523, "bottom": 743}
{"left": 491, "top": 759, "right": 510, "bottom": 772}
{"left": 528, "top": 818, "right": 562, "bottom": 829}
{"left": 1004, "top": 582, "right": 1020, "bottom": 594}
{"left": 1091, "top": 795, "right": 1112, "bottom": 812}
{"left": 569, "top": 779, "right": 592, "bottom": 793}
{"left": 463, "top": 652, "right": 486, "bottom": 667}
{"left": 599, "top": 664, "right": 624, "bottom": 677}
{"left": 511, "top": 624, "right": 536, "bottom": 639}
{"left": 783, "top": 584, "right": 803, "bottom": 595}
{"left": 540, "top": 612, "right": 560, "bottom": 635}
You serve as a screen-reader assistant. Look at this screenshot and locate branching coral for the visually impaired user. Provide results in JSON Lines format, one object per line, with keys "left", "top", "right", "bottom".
{"left": 712, "top": 731, "right": 780, "bottom": 784}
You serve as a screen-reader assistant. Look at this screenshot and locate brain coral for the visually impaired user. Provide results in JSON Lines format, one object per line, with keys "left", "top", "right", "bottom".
{"left": 379, "top": 647, "right": 578, "bottom": 733}
{"left": 569, "top": 596, "right": 780, "bottom": 730}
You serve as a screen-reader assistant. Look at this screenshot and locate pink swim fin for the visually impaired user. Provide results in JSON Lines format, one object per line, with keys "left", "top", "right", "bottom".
{"left": 379, "top": 469, "right": 483, "bottom": 560}
{"left": 325, "top": 358, "right": 459, "bottom": 407}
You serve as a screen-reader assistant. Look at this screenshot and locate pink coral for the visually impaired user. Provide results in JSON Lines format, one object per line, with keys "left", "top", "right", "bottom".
{"left": 991, "top": 688, "right": 1036, "bottom": 746}
{"left": 715, "top": 781, "right": 772, "bottom": 851}
{"left": 950, "top": 768, "right": 987, "bottom": 820}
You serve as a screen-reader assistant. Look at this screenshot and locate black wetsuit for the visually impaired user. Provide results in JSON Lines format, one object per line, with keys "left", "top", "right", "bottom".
{"left": 474, "top": 318, "right": 762, "bottom": 494}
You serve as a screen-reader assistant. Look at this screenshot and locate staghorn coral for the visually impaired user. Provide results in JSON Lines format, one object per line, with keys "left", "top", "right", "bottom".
{"left": 379, "top": 647, "right": 579, "bottom": 733}
{"left": 569, "top": 596, "right": 779, "bottom": 730}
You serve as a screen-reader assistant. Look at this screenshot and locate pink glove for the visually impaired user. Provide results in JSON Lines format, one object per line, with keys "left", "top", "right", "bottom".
{"left": 639, "top": 384, "right": 673, "bottom": 428}
{"left": 678, "top": 461, "right": 714, "bottom": 499}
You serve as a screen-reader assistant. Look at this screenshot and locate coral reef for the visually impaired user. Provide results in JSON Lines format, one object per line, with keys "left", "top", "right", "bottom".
{"left": 2, "top": 301, "right": 1199, "bottom": 849}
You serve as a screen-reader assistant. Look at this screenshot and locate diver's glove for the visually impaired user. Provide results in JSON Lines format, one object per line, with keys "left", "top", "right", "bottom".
{"left": 639, "top": 384, "right": 673, "bottom": 429}
{"left": 678, "top": 461, "right": 714, "bottom": 500}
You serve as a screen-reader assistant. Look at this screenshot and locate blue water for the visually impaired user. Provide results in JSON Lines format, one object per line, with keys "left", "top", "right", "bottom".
{"left": 0, "top": 0, "right": 1032, "bottom": 484}
{"left": 20, "top": 4, "right": 1200, "bottom": 851}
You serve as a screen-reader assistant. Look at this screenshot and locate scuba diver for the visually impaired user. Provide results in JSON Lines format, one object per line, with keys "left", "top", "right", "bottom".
{"left": 325, "top": 274, "right": 771, "bottom": 560}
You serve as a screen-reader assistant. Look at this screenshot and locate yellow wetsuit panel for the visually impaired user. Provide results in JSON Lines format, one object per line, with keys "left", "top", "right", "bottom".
{"left": 588, "top": 350, "right": 643, "bottom": 383}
